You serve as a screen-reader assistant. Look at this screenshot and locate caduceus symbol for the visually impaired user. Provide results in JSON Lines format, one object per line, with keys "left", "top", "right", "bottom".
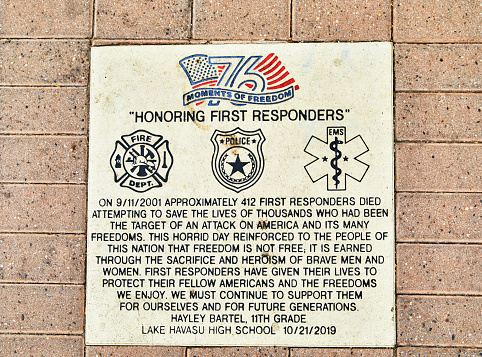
{"left": 329, "top": 137, "right": 343, "bottom": 189}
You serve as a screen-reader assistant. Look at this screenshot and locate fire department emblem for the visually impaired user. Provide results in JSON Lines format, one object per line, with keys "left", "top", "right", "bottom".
{"left": 110, "top": 130, "right": 173, "bottom": 193}
{"left": 211, "top": 128, "right": 265, "bottom": 193}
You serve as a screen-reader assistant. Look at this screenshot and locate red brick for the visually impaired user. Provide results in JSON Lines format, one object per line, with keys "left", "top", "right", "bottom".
{"left": 189, "top": 347, "right": 288, "bottom": 357}
{"left": 0, "top": 0, "right": 92, "bottom": 38}
{"left": 397, "top": 244, "right": 482, "bottom": 294}
{"left": 293, "top": 0, "right": 391, "bottom": 41}
{"left": 86, "top": 346, "right": 185, "bottom": 357}
{"left": 396, "top": 93, "right": 482, "bottom": 142}
{"left": 398, "top": 296, "right": 482, "bottom": 346}
{"left": 291, "top": 348, "right": 393, "bottom": 357}
{"left": 0, "top": 136, "right": 87, "bottom": 182}
{"left": 95, "top": 0, "right": 190, "bottom": 39}
{"left": 193, "top": 0, "right": 290, "bottom": 40}
{"left": 398, "top": 347, "right": 482, "bottom": 356}
{"left": 0, "top": 87, "right": 88, "bottom": 134}
{"left": 397, "top": 193, "right": 482, "bottom": 243}
{"left": 0, "top": 234, "right": 85, "bottom": 283}
{"left": 0, "top": 335, "right": 83, "bottom": 356}
{"left": 395, "top": 44, "right": 482, "bottom": 91}
{"left": 393, "top": 0, "right": 482, "bottom": 43}
{"left": 92, "top": 39, "right": 190, "bottom": 46}
{"left": 0, "top": 40, "right": 89, "bottom": 85}
{"left": 396, "top": 143, "right": 482, "bottom": 192}
{"left": 0, "top": 284, "right": 83, "bottom": 333}
{"left": 0, "top": 184, "right": 85, "bottom": 233}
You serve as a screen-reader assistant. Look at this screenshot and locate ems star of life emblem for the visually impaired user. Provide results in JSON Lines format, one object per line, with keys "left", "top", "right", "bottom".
{"left": 304, "top": 126, "right": 369, "bottom": 191}
{"left": 110, "top": 130, "right": 173, "bottom": 193}
{"left": 211, "top": 128, "right": 265, "bottom": 193}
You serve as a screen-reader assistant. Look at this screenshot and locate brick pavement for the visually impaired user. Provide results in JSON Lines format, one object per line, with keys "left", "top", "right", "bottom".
{"left": 1, "top": 0, "right": 481, "bottom": 355}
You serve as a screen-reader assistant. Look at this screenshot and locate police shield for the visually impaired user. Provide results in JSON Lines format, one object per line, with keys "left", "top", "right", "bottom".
{"left": 211, "top": 128, "right": 265, "bottom": 193}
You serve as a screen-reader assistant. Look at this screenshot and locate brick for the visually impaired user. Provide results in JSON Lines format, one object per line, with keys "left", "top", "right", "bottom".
{"left": 92, "top": 39, "right": 190, "bottom": 46}
{"left": 395, "top": 44, "right": 482, "bottom": 91}
{"left": 86, "top": 346, "right": 185, "bottom": 357}
{"left": 393, "top": 0, "right": 482, "bottom": 43}
{"left": 0, "top": 40, "right": 89, "bottom": 85}
{"left": 0, "top": 0, "right": 92, "bottom": 38}
{"left": 396, "top": 93, "right": 482, "bottom": 142}
{"left": 95, "top": 0, "right": 190, "bottom": 39}
{"left": 398, "top": 347, "right": 482, "bottom": 356}
{"left": 398, "top": 296, "right": 482, "bottom": 346}
{"left": 189, "top": 347, "right": 288, "bottom": 357}
{"left": 396, "top": 143, "right": 482, "bottom": 192}
{"left": 291, "top": 348, "right": 393, "bottom": 357}
{"left": 193, "top": 0, "right": 290, "bottom": 40}
{"left": 293, "top": 0, "right": 390, "bottom": 41}
{"left": 0, "top": 335, "right": 83, "bottom": 356}
{"left": 397, "top": 193, "right": 482, "bottom": 243}
{"left": 397, "top": 244, "right": 482, "bottom": 294}
{"left": 0, "top": 136, "right": 87, "bottom": 182}
{"left": 0, "top": 87, "right": 88, "bottom": 134}
{"left": 0, "top": 234, "right": 85, "bottom": 283}
{"left": 0, "top": 284, "right": 83, "bottom": 333}
{"left": 0, "top": 184, "right": 85, "bottom": 233}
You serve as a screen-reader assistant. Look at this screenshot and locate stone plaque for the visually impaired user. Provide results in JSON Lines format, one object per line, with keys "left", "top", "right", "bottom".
{"left": 86, "top": 43, "right": 394, "bottom": 346}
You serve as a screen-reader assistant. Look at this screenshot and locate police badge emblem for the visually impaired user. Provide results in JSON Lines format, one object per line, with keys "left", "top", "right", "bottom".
{"left": 110, "top": 130, "right": 173, "bottom": 193}
{"left": 211, "top": 128, "right": 265, "bottom": 193}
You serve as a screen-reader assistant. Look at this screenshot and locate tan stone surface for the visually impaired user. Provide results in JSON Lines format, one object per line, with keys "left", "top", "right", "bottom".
{"left": 0, "top": 87, "right": 88, "bottom": 134}
{"left": 189, "top": 347, "right": 288, "bottom": 357}
{"left": 397, "top": 193, "right": 482, "bottom": 243}
{"left": 0, "top": 335, "right": 84, "bottom": 356}
{"left": 395, "top": 44, "right": 482, "bottom": 91}
{"left": 0, "top": 184, "right": 85, "bottom": 233}
{"left": 0, "top": 284, "right": 84, "bottom": 333}
{"left": 0, "top": 136, "right": 87, "bottom": 182}
{"left": 291, "top": 348, "right": 393, "bottom": 356}
{"left": 293, "top": 0, "right": 390, "bottom": 41}
{"left": 95, "top": 0, "right": 190, "bottom": 39}
{"left": 86, "top": 346, "right": 185, "bottom": 356}
{"left": 398, "top": 296, "right": 482, "bottom": 346}
{"left": 396, "top": 93, "right": 482, "bottom": 142}
{"left": 396, "top": 143, "right": 482, "bottom": 192}
{"left": 193, "top": 0, "right": 290, "bottom": 40}
{"left": 397, "top": 244, "right": 482, "bottom": 294}
{"left": 0, "top": 40, "right": 89, "bottom": 85}
{"left": 393, "top": 0, "right": 482, "bottom": 43}
{"left": 0, "top": 0, "right": 92, "bottom": 38}
{"left": 86, "top": 43, "right": 394, "bottom": 347}
{"left": 398, "top": 347, "right": 482, "bottom": 356}
{"left": 0, "top": 234, "right": 85, "bottom": 283}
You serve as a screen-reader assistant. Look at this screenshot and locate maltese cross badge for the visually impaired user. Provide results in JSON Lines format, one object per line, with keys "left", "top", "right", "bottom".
{"left": 110, "top": 130, "right": 173, "bottom": 193}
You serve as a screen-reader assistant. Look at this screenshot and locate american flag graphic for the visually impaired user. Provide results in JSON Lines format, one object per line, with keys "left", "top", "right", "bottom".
{"left": 179, "top": 53, "right": 299, "bottom": 96}
{"left": 179, "top": 55, "right": 220, "bottom": 88}
{"left": 252, "top": 53, "right": 299, "bottom": 91}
